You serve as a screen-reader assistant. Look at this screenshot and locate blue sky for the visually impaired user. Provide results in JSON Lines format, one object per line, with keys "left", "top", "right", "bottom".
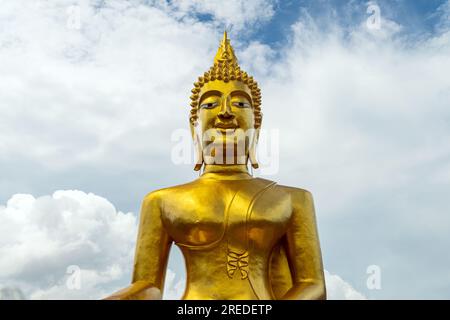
{"left": 192, "top": 0, "right": 450, "bottom": 46}
{"left": 0, "top": 0, "right": 449, "bottom": 300}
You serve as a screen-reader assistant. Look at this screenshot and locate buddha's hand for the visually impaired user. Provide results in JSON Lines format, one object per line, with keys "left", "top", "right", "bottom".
{"left": 103, "top": 280, "right": 162, "bottom": 300}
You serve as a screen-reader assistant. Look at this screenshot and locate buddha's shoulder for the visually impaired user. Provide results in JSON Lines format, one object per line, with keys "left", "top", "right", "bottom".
{"left": 241, "top": 178, "right": 314, "bottom": 204}
{"left": 274, "top": 184, "right": 314, "bottom": 205}
{"left": 141, "top": 179, "right": 314, "bottom": 204}
{"left": 140, "top": 179, "right": 203, "bottom": 203}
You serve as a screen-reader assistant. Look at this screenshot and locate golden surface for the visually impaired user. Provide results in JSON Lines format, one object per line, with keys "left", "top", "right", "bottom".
{"left": 105, "top": 32, "right": 326, "bottom": 300}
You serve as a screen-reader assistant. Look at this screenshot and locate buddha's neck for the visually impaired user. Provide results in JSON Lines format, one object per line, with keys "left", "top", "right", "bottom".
{"left": 201, "top": 164, "right": 252, "bottom": 180}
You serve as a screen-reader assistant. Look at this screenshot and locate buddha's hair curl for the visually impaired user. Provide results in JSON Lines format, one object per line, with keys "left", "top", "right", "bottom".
{"left": 189, "top": 60, "right": 262, "bottom": 129}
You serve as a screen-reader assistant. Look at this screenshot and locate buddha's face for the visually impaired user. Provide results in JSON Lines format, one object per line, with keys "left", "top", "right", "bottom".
{"left": 194, "top": 80, "right": 256, "bottom": 164}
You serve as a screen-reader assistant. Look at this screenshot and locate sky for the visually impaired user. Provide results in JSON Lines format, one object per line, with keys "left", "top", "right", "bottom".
{"left": 0, "top": 0, "right": 449, "bottom": 299}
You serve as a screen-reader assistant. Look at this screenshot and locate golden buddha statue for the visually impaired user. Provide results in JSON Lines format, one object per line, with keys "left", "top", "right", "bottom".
{"left": 105, "top": 32, "right": 326, "bottom": 300}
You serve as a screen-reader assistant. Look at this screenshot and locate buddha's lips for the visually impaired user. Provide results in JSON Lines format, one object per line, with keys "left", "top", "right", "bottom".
{"left": 214, "top": 122, "right": 238, "bottom": 129}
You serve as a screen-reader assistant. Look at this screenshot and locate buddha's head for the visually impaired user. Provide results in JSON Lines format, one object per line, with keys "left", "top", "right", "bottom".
{"left": 189, "top": 32, "right": 262, "bottom": 171}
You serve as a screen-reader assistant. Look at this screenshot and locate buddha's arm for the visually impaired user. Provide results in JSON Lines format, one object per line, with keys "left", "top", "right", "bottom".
{"left": 282, "top": 189, "right": 326, "bottom": 300}
{"left": 104, "top": 192, "right": 172, "bottom": 300}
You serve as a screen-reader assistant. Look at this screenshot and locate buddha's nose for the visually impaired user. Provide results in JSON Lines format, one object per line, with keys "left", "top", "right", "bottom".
{"left": 218, "top": 96, "right": 235, "bottom": 120}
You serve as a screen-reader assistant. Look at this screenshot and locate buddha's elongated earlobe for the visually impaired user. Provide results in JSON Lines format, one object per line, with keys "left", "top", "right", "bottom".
{"left": 192, "top": 124, "right": 204, "bottom": 171}
{"left": 249, "top": 128, "right": 259, "bottom": 169}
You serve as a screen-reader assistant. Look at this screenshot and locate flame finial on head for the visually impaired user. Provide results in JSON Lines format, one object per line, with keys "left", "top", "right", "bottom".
{"left": 214, "top": 31, "right": 238, "bottom": 65}
{"left": 189, "top": 31, "right": 262, "bottom": 128}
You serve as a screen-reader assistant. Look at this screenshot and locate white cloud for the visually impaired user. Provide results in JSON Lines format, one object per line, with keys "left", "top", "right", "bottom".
{"left": 0, "top": 190, "right": 136, "bottom": 299}
{"left": 260, "top": 11, "right": 450, "bottom": 217}
{"left": 238, "top": 41, "right": 276, "bottom": 78}
{"left": 324, "top": 271, "right": 366, "bottom": 300}
{"left": 0, "top": 0, "right": 220, "bottom": 170}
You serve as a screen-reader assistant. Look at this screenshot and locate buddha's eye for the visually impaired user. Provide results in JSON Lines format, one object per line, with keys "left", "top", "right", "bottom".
{"left": 232, "top": 101, "right": 251, "bottom": 108}
{"left": 200, "top": 102, "right": 219, "bottom": 109}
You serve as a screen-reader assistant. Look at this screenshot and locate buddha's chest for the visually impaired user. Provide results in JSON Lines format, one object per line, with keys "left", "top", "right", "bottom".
{"left": 161, "top": 180, "right": 292, "bottom": 250}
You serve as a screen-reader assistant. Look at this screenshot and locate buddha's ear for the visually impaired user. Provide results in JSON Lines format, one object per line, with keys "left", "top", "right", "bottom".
{"left": 190, "top": 121, "right": 203, "bottom": 171}
{"left": 249, "top": 127, "right": 260, "bottom": 169}
{"left": 255, "top": 127, "right": 261, "bottom": 143}
{"left": 189, "top": 121, "right": 195, "bottom": 141}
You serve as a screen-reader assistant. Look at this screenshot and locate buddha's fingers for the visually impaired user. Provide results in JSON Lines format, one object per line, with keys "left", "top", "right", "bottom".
{"left": 135, "top": 286, "right": 162, "bottom": 300}
{"left": 102, "top": 280, "right": 162, "bottom": 300}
